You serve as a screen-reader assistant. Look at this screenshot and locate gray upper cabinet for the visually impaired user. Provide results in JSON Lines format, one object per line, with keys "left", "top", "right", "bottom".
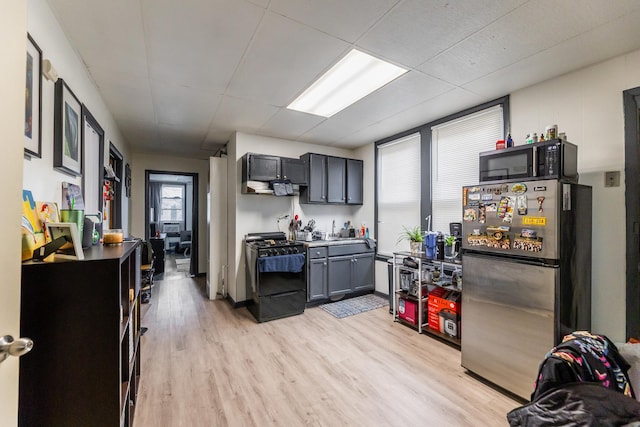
{"left": 327, "top": 156, "right": 346, "bottom": 203}
{"left": 346, "top": 159, "right": 363, "bottom": 205}
{"left": 300, "top": 153, "right": 363, "bottom": 205}
{"left": 242, "top": 153, "right": 280, "bottom": 182}
{"left": 281, "top": 157, "right": 307, "bottom": 185}
{"left": 300, "top": 153, "right": 327, "bottom": 203}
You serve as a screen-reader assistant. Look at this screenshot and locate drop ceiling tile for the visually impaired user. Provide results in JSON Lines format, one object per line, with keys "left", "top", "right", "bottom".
{"left": 334, "top": 87, "right": 486, "bottom": 146}
{"left": 358, "top": 0, "right": 527, "bottom": 68}
{"left": 88, "top": 68, "right": 155, "bottom": 123}
{"left": 225, "top": 11, "right": 350, "bottom": 106}
{"left": 260, "top": 108, "right": 326, "bottom": 139}
{"left": 463, "top": 6, "right": 640, "bottom": 98}
{"left": 269, "top": 0, "right": 396, "bottom": 42}
{"left": 142, "top": 0, "right": 264, "bottom": 90}
{"left": 151, "top": 83, "right": 221, "bottom": 131}
{"left": 417, "top": 0, "right": 640, "bottom": 86}
{"left": 211, "top": 96, "right": 280, "bottom": 132}
{"left": 46, "top": 0, "right": 148, "bottom": 77}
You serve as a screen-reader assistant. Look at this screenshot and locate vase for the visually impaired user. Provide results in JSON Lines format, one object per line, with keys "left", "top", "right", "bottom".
{"left": 410, "top": 241, "right": 421, "bottom": 254}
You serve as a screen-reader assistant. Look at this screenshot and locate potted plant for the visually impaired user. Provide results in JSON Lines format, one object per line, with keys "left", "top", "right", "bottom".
{"left": 444, "top": 235, "right": 458, "bottom": 259}
{"left": 397, "top": 225, "right": 424, "bottom": 253}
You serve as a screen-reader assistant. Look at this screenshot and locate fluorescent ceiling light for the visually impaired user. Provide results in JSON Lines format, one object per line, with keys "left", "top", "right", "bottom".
{"left": 287, "top": 49, "right": 408, "bottom": 117}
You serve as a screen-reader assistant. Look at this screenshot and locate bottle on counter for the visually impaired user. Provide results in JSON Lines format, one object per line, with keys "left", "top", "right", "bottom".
{"left": 436, "top": 232, "right": 445, "bottom": 261}
{"left": 506, "top": 134, "right": 514, "bottom": 147}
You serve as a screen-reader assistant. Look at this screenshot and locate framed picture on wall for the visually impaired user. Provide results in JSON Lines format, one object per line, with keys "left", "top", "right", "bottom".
{"left": 25, "top": 33, "right": 42, "bottom": 158}
{"left": 54, "top": 79, "right": 82, "bottom": 176}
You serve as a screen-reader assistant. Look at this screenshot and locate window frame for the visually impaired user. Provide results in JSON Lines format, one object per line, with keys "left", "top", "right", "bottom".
{"left": 374, "top": 95, "right": 510, "bottom": 261}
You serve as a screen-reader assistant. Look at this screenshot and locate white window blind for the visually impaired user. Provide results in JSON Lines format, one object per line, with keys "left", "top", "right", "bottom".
{"left": 431, "top": 105, "right": 503, "bottom": 233}
{"left": 160, "top": 185, "right": 184, "bottom": 222}
{"left": 377, "top": 133, "right": 421, "bottom": 256}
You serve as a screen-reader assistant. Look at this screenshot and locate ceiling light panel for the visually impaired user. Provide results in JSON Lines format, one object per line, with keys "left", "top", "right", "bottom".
{"left": 287, "top": 49, "right": 408, "bottom": 117}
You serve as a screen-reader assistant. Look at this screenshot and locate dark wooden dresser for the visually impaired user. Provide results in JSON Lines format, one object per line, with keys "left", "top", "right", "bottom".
{"left": 19, "top": 240, "right": 142, "bottom": 427}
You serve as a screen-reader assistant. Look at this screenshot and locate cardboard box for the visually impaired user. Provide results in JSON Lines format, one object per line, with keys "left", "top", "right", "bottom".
{"left": 427, "top": 289, "right": 461, "bottom": 338}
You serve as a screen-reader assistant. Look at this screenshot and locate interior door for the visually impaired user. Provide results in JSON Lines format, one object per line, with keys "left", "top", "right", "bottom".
{"left": 2, "top": 3, "right": 27, "bottom": 424}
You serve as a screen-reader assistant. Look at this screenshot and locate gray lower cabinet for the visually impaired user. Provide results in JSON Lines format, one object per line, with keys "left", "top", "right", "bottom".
{"left": 328, "top": 255, "right": 353, "bottom": 296}
{"left": 307, "top": 246, "right": 328, "bottom": 302}
{"left": 351, "top": 252, "right": 375, "bottom": 291}
{"left": 307, "top": 243, "right": 375, "bottom": 301}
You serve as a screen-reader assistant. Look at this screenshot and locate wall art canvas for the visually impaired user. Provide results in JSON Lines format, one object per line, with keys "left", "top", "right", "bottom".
{"left": 21, "top": 190, "right": 46, "bottom": 261}
{"left": 25, "top": 34, "right": 42, "bottom": 158}
{"left": 54, "top": 79, "right": 82, "bottom": 176}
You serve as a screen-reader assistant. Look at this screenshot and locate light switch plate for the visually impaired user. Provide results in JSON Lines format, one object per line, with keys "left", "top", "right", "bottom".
{"left": 605, "top": 171, "right": 620, "bottom": 187}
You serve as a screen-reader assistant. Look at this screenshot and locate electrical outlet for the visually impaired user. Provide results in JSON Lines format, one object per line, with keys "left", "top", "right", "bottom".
{"left": 604, "top": 171, "right": 620, "bottom": 187}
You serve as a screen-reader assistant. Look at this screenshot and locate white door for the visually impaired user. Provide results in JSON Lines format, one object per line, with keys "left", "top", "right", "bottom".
{"left": 1, "top": 2, "right": 28, "bottom": 425}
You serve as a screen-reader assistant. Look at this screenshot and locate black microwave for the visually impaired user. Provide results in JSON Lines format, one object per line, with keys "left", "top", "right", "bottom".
{"left": 479, "top": 139, "right": 578, "bottom": 183}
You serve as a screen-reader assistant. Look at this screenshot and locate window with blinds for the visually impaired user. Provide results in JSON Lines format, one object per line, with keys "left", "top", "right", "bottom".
{"left": 430, "top": 105, "right": 503, "bottom": 233}
{"left": 376, "top": 133, "right": 421, "bottom": 256}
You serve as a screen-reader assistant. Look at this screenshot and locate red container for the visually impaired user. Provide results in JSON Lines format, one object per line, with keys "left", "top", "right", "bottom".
{"left": 496, "top": 139, "right": 506, "bottom": 150}
{"left": 398, "top": 297, "right": 425, "bottom": 325}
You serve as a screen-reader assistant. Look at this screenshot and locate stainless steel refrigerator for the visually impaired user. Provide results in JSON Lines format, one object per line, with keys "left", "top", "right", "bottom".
{"left": 460, "top": 179, "right": 592, "bottom": 399}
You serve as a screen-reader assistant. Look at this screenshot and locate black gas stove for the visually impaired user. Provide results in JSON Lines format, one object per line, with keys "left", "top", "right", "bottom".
{"left": 245, "top": 232, "right": 306, "bottom": 322}
{"left": 245, "top": 232, "right": 304, "bottom": 257}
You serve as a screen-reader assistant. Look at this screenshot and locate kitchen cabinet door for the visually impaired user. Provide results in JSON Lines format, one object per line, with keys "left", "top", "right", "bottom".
{"left": 351, "top": 252, "right": 374, "bottom": 292}
{"left": 243, "top": 153, "right": 280, "bottom": 182}
{"left": 328, "top": 255, "right": 352, "bottom": 296}
{"left": 346, "top": 159, "right": 363, "bottom": 205}
{"left": 304, "top": 153, "right": 327, "bottom": 203}
{"left": 281, "top": 157, "right": 307, "bottom": 185}
{"left": 327, "top": 156, "right": 346, "bottom": 203}
{"left": 308, "top": 257, "right": 328, "bottom": 301}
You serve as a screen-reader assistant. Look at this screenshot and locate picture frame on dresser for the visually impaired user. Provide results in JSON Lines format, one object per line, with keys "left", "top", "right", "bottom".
{"left": 46, "top": 222, "right": 84, "bottom": 260}
{"left": 24, "top": 33, "right": 42, "bottom": 158}
{"left": 54, "top": 79, "right": 82, "bottom": 176}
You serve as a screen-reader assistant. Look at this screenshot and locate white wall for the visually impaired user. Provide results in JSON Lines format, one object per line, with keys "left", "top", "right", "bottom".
{"left": 209, "top": 157, "right": 228, "bottom": 300}
{"left": 510, "top": 49, "right": 640, "bottom": 343}
{"left": 226, "top": 132, "right": 374, "bottom": 303}
{"left": 130, "top": 152, "right": 209, "bottom": 274}
{"left": 24, "top": 0, "right": 130, "bottom": 232}
{"left": 1, "top": 2, "right": 28, "bottom": 424}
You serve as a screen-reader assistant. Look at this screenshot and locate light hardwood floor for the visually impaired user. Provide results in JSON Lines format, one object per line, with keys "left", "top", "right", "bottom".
{"left": 134, "top": 267, "right": 520, "bottom": 426}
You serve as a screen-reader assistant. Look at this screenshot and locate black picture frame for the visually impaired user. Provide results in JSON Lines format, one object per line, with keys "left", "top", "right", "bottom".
{"left": 81, "top": 105, "right": 105, "bottom": 215}
{"left": 25, "top": 33, "right": 42, "bottom": 158}
{"left": 125, "top": 163, "right": 131, "bottom": 197}
{"left": 54, "top": 79, "right": 82, "bottom": 176}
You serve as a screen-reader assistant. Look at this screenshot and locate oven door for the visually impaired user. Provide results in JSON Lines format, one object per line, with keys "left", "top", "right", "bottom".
{"left": 479, "top": 144, "right": 535, "bottom": 183}
{"left": 258, "top": 270, "right": 305, "bottom": 296}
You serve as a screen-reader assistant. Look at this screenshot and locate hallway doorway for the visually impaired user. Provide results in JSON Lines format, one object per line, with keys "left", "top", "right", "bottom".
{"left": 145, "top": 171, "right": 199, "bottom": 277}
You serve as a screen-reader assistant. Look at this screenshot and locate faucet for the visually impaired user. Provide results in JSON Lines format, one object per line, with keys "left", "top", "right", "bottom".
{"left": 332, "top": 219, "right": 335, "bottom": 236}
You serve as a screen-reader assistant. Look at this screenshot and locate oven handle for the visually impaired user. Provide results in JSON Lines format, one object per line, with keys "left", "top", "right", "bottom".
{"left": 268, "top": 290, "right": 300, "bottom": 299}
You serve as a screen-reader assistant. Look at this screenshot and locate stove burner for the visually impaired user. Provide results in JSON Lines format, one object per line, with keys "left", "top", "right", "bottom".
{"left": 245, "top": 232, "right": 304, "bottom": 256}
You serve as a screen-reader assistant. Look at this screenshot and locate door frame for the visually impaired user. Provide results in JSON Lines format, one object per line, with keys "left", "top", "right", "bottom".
{"left": 624, "top": 86, "right": 640, "bottom": 340}
{"left": 145, "top": 170, "right": 199, "bottom": 276}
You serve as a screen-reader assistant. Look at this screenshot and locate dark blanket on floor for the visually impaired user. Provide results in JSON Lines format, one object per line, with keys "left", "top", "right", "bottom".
{"left": 507, "top": 383, "right": 640, "bottom": 426}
